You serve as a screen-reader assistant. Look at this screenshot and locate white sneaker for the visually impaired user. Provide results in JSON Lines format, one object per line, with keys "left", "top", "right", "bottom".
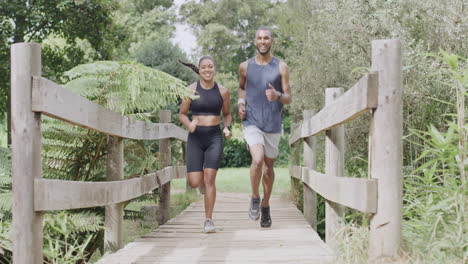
{"left": 203, "top": 218, "right": 216, "bottom": 233}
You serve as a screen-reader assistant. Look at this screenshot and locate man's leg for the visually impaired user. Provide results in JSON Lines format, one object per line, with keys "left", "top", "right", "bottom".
{"left": 248, "top": 144, "right": 264, "bottom": 220}
{"left": 261, "top": 157, "right": 275, "bottom": 207}
{"left": 259, "top": 131, "right": 280, "bottom": 228}
{"left": 249, "top": 144, "right": 264, "bottom": 198}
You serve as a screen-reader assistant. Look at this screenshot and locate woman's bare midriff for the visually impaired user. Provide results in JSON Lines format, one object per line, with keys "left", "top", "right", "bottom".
{"left": 193, "top": 115, "right": 221, "bottom": 126}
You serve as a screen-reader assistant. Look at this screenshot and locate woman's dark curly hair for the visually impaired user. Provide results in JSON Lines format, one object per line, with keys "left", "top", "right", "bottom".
{"left": 178, "top": 55, "right": 215, "bottom": 75}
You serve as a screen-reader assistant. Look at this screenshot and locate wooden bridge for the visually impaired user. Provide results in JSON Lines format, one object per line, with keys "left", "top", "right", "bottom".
{"left": 97, "top": 193, "right": 335, "bottom": 263}
{"left": 10, "top": 39, "right": 402, "bottom": 263}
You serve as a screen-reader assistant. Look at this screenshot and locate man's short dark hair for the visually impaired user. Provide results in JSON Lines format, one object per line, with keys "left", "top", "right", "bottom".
{"left": 256, "top": 26, "right": 273, "bottom": 39}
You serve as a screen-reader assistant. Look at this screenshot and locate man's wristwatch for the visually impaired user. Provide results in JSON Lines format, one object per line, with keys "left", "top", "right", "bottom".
{"left": 237, "top": 98, "right": 246, "bottom": 105}
{"left": 277, "top": 91, "right": 282, "bottom": 101}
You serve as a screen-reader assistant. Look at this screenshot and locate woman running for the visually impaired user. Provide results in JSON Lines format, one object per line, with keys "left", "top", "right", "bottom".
{"left": 179, "top": 56, "right": 232, "bottom": 233}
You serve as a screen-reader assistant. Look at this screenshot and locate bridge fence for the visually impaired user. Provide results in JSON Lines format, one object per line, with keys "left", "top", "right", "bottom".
{"left": 11, "top": 43, "right": 189, "bottom": 263}
{"left": 289, "top": 39, "right": 403, "bottom": 263}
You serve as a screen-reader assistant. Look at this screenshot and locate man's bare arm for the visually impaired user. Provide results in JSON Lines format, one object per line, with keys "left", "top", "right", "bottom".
{"left": 238, "top": 61, "right": 248, "bottom": 120}
{"left": 278, "top": 61, "right": 291, "bottom": 104}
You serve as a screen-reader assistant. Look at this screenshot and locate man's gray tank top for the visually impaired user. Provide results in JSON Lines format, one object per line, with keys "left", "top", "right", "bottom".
{"left": 243, "top": 56, "right": 283, "bottom": 133}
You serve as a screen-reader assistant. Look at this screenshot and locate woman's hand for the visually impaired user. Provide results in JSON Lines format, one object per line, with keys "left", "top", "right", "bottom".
{"left": 189, "top": 119, "right": 199, "bottom": 133}
{"left": 223, "top": 127, "right": 232, "bottom": 139}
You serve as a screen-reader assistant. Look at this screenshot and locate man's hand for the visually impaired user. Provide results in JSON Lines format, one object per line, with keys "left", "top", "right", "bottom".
{"left": 188, "top": 119, "right": 199, "bottom": 133}
{"left": 238, "top": 103, "right": 246, "bottom": 120}
{"left": 265, "top": 83, "right": 280, "bottom": 102}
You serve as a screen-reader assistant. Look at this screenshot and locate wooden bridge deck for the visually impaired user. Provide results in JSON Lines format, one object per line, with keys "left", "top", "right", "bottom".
{"left": 97, "top": 193, "right": 335, "bottom": 264}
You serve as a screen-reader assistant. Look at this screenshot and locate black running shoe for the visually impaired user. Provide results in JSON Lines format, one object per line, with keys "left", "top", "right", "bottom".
{"left": 260, "top": 206, "right": 272, "bottom": 228}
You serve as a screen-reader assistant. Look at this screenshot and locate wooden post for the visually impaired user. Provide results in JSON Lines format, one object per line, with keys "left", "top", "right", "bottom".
{"left": 11, "top": 43, "right": 43, "bottom": 264}
{"left": 325, "top": 88, "right": 345, "bottom": 251}
{"left": 104, "top": 136, "right": 124, "bottom": 252}
{"left": 369, "top": 39, "right": 403, "bottom": 262}
{"left": 303, "top": 109, "right": 317, "bottom": 230}
{"left": 158, "top": 110, "right": 171, "bottom": 224}
{"left": 183, "top": 141, "right": 192, "bottom": 192}
{"left": 289, "top": 123, "right": 302, "bottom": 208}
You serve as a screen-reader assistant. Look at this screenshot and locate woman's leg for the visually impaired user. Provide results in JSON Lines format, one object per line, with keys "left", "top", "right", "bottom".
{"left": 187, "top": 171, "right": 204, "bottom": 188}
{"left": 203, "top": 168, "right": 218, "bottom": 219}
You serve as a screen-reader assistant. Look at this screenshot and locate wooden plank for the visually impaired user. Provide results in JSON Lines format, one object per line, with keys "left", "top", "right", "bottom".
{"left": 11, "top": 43, "right": 44, "bottom": 264}
{"left": 289, "top": 165, "right": 302, "bottom": 180}
{"left": 104, "top": 136, "right": 124, "bottom": 252}
{"left": 303, "top": 109, "right": 317, "bottom": 230}
{"left": 289, "top": 72, "right": 378, "bottom": 145}
{"left": 158, "top": 110, "right": 171, "bottom": 225}
{"left": 369, "top": 39, "right": 403, "bottom": 261}
{"left": 302, "top": 167, "right": 377, "bottom": 213}
{"left": 34, "top": 166, "right": 185, "bottom": 211}
{"left": 31, "top": 76, "right": 188, "bottom": 142}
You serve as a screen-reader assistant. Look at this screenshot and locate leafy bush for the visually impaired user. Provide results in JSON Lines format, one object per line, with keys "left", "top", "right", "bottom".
{"left": 221, "top": 138, "right": 251, "bottom": 168}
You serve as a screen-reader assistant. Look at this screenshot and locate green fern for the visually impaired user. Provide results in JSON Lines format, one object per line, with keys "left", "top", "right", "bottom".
{"left": 62, "top": 60, "right": 196, "bottom": 115}
{"left": 43, "top": 211, "right": 103, "bottom": 264}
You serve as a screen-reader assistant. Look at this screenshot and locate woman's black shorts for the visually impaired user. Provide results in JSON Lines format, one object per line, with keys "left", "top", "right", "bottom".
{"left": 186, "top": 125, "right": 223, "bottom": 173}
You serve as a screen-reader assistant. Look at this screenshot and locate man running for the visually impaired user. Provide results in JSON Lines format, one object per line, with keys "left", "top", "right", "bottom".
{"left": 238, "top": 26, "right": 291, "bottom": 228}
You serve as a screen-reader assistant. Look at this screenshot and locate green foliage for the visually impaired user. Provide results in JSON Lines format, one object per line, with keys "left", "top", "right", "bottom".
{"left": 402, "top": 122, "right": 466, "bottom": 263}
{"left": 112, "top": 0, "right": 176, "bottom": 57}
{"left": 43, "top": 212, "right": 103, "bottom": 264}
{"left": 63, "top": 61, "right": 192, "bottom": 115}
{"left": 221, "top": 138, "right": 251, "bottom": 168}
{"left": 0, "top": 0, "right": 122, "bottom": 116}
{"left": 277, "top": 0, "right": 467, "bottom": 166}
{"left": 0, "top": 147, "right": 11, "bottom": 220}
{"left": 0, "top": 220, "right": 12, "bottom": 263}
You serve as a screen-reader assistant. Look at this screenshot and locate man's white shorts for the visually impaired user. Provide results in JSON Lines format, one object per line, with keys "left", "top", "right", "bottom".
{"left": 243, "top": 125, "right": 281, "bottom": 159}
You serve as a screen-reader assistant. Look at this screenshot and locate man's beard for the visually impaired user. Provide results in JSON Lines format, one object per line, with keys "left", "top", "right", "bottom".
{"left": 257, "top": 46, "right": 270, "bottom": 55}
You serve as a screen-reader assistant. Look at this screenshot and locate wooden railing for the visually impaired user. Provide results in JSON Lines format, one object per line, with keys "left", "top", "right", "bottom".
{"left": 289, "top": 39, "right": 403, "bottom": 262}
{"left": 11, "top": 43, "right": 188, "bottom": 263}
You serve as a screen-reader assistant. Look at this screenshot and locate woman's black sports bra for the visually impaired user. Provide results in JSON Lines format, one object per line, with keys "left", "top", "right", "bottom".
{"left": 190, "top": 81, "right": 223, "bottom": 116}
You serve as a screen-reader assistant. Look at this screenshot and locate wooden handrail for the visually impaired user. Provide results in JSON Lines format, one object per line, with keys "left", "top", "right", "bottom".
{"left": 289, "top": 72, "right": 378, "bottom": 145}
{"left": 34, "top": 166, "right": 187, "bottom": 211}
{"left": 32, "top": 76, "right": 188, "bottom": 142}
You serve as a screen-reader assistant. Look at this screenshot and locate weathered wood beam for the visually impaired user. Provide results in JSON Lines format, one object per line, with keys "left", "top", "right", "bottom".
{"left": 34, "top": 166, "right": 187, "bottom": 211}
{"left": 301, "top": 167, "right": 377, "bottom": 214}
{"left": 31, "top": 76, "right": 187, "bottom": 141}
{"left": 288, "top": 72, "right": 378, "bottom": 145}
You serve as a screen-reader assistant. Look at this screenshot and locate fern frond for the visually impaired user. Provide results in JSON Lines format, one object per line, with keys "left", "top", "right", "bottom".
{"left": 44, "top": 211, "right": 103, "bottom": 234}
{"left": 0, "top": 148, "right": 11, "bottom": 181}
{"left": 63, "top": 60, "right": 196, "bottom": 115}
{"left": 0, "top": 193, "right": 12, "bottom": 213}
{"left": 63, "top": 61, "right": 120, "bottom": 80}
{"left": 0, "top": 221, "right": 12, "bottom": 252}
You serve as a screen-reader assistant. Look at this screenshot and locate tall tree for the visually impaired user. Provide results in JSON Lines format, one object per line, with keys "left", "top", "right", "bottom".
{"left": 0, "top": 0, "right": 121, "bottom": 144}
{"left": 133, "top": 38, "right": 198, "bottom": 83}
{"left": 113, "top": 0, "right": 177, "bottom": 58}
